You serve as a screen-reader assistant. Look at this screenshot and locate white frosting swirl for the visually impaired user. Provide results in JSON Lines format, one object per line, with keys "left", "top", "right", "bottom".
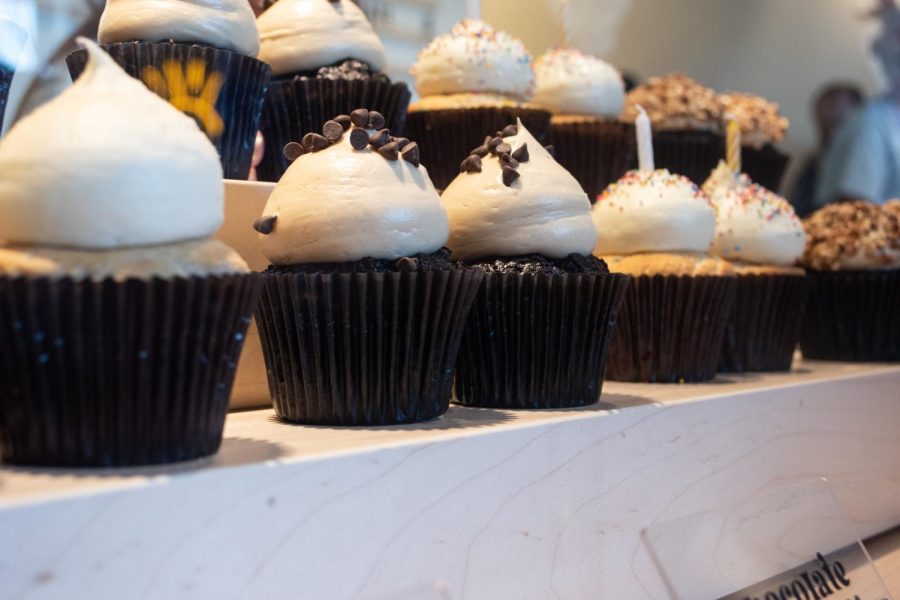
{"left": 703, "top": 161, "right": 806, "bottom": 266}
{"left": 440, "top": 119, "right": 596, "bottom": 260}
{"left": 412, "top": 19, "right": 534, "bottom": 101}
{"left": 257, "top": 0, "right": 387, "bottom": 77}
{"left": 99, "top": 0, "right": 260, "bottom": 57}
{"left": 533, "top": 48, "right": 624, "bottom": 117}
{"left": 259, "top": 126, "right": 449, "bottom": 264}
{"left": 592, "top": 169, "right": 716, "bottom": 255}
{"left": 0, "top": 39, "right": 224, "bottom": 250}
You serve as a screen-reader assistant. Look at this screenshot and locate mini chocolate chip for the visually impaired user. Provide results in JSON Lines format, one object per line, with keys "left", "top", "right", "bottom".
{"left": 378, "top": 141, "right": 399, "bottom": 160}
{"left": 495, "top": 143, "right": 511, "bottom": 155}
{"left": 303, "top": 132, "right": 331, "bottom": 152}
{"left": 501, "top": 124, "right": 518, "bottom": 137}
{"left": 544, "top": 144, "right": 555, "bottom": 157}
{"left": 401, "top": 142, "right": 420, "bottom": 167}
{"left": 397, "top": 257, "right": 419, "bottom": 272}
{"left": 283, "top": 141, "right": 305, "bottom": 161}
{"left": 368, "top": 110, "right": 386, "bottom": 130}
{"left": 470, "top": 144, "right": 489, "bottom": 157}
{"left": 350, "top": 108, "right": 369, "bottom": 128}
{"left": 394, "top": 137, "right": 410, "bottom": 149}
{"left": 349, "top": 128, "right": 370, "bottom": 150}
{"left": 500, "top": 153, "right": 518, "bottom": 168}
{"left": 253, "top": 215, "right": 277, "bottom": 235}
{"left": 460, "top": 154, "right": 482, "bottom": 173}
{"left": 488, "top": 136, "right": 503, "bottom": 150}
{"left": 334, "top": 115, "right": 352, "bottom": 130}
{"left": 368, "top": 128, "right": 391, "bottom": 148}
{"left": 512, "top": 143, "right": 529, "bottom": 163}
{"left": 322, "top": 120, "right": 344, "bottom": 141}
{"left": 502, "top": 165, "right": 520, "bottom": 186}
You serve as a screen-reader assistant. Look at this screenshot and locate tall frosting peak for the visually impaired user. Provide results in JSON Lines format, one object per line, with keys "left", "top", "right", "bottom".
{"left": 533, "top": 48, "right": 624, "bottom": 117}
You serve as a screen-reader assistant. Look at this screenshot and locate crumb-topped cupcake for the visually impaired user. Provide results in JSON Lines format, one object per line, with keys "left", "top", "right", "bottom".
{"left": 255, "top": 0, "right": 411, "bottom": 182}
{"left": 442, "top": 120, "right": 630, "bottom": 408}
{"left": 534, "top": 48, "right": 632, "bottom": 200}
{"left": 718, "top": 92, "right": 791, "bottom": 191}
{"left": 0, "top": 41, "right": 260, "bottom": 467}
{"left": 593, "top": 168, "right": 737, "bottom": 382}
{"left": 66, "top": 0, "right": 271, "bottom": 180}
{"left": 405, "top": 19, "right": 551, "bottom": 190}
{"left": 799, "top": 201, "right": 900, "bottom": 361}
{"left": 703, "top": 161, "right": 808, "bottom": 371}
{"left": 621, "top": 73, "right": 724, "bottom": 185}
{"left": 253, "top": 108, "right": 482, "bottom": 425}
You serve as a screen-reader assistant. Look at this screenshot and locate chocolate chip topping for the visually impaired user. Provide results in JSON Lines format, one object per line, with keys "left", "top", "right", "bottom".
{"left": 500, "top": 124, "right": 518, "bottom": 137}
{"left": 350, "top": 108, "right": 369, "bottom": 128}
{"left": 334, "top": 114, "right": 352, "bottom": 130}
{"left": 378, "top": 142, "right": 399, "bottom": 160}
{"left": 488, "top": 137, "right": 503, "bottom": 151}
{"left": 253, "top": 215, "right": 277, "bottom": 235}
{"left": 460, "top": 154, "right": 482, "bottom": 173}
{"left": 322, "top": 120, "right": 344, "bottom": 142}
{"left": 367, "top": 111, "right": 386, "bottom": 130}
{"left": 401, "top": 142, "right": 420, "bottom": 167}
{"left": 394, "top": 137, "right": 410, "bottom": 150}
{"left": 500, "top": 153, "right": 518, "bottom": 169}
{"left": 511, "top": 143, "right": 529, "bottom": 163}
{"left": 368, "top": 128, "right": 391, "bottom": 148}
{"left": 303, "top": 132, "right": 332, "bottom": 152}
{"left": 283, "top": 141, "right": 305, "bottom": 161}
{"left": 349, "top": 128, "right": 369, "bottom": 150}
{"left": 494, "top": 143, "right": 512, "bottom": 155}
{"left": 502, "top": 166, "right": 520, "bottom": 187}
{"left": 470, "top": 144, "right": 490, "bottom": 157}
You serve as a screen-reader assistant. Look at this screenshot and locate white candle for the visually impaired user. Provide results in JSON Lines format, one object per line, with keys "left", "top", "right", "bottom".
{"left": 559, "top": 0, "right": 573, "bottom": 48}
{"left": 636, "top": 105, "right": 654, "bottom": 172}
{"left": 466, "top": 0, "right": 480, "bottom": 20}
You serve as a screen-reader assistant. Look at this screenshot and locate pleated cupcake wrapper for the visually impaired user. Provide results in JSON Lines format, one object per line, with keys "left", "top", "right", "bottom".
{"left": 549, "top": 121, "right": 635, "bottom": 202}
{"left": 742, "top": 144, "right": 791, "bottom": 192}
{"left": 719, "top": 274, "right": 809, "bottom": 373}
{"left": 605, "top": 275, "right": 737, "bottom": 383}
{"left": 0, "top": 64, "right": 14, "bottom": 134}
{"left": 0, "top": 274, "right": 261, "bottom": 467}
{"left": 66, "top": 42, "right": 271, "bottom": 180}
{"left": 255, "top": 268, "right": 483, "bottom": 426}
{"left": 453, "top": 272, "right": 630, "bottom": 409}
{"left": 404, "top": 107, "right": 552, "bottom": 191}
{"left": 800, "top": 269, "right": 900, "bottom": 362}
{"left": 637, "top": 129, "right": 726, "bottom": 185}
{"left": 257, "top": 77, "right": 412, "bottom": 182}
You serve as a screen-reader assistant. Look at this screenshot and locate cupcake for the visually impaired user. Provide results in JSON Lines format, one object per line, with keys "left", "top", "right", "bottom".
{"left": 534, "top": 48, "right": 633, "bottom": 200}
{"left": 621, "top": 73, "right": 724, "bottom": 185}
{"left": 66, "top": 0, "right": 271, "bottom": 180}
{"left": 253, "top": 108, "right": 483, "bottom": 425}
{"left": 593, "top": 169, "right": 737, "bottom": 383}
{"left": 255, "top": 0, "right": 411, "bottom": 182}
{"left": 703, "top": 161, "right": 808, "bottom": 372}
{"left": 0, "top": 16, "right": 27, "bottom": 134}
{"left": 799, "top": 200, "right": 900, "bottom": 361}
{"left": 0, "top": 41, "right": 259, "bottom": 467}
{"left": 719, "top": 92, "right": 791, "bottom": 191}
{"left": 441, "top": 119, "right": 630, "bottom": 409}
{"left": 405, "top": 19, "right": 551, "bottom": 190}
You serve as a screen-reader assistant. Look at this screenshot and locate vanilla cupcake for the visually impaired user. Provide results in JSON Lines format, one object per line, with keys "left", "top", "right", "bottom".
{"left": 534, "top": 48, "right": 632, "bottom": 200}
{"left": 593, "top": 169, "right": 736, "bottom": 382}
{"left": 799, "top": 201, "right": 900, "bottom": 361}
{"left": 405, "top": 19, "right": 551, "bottom": 190}
{"left": 442, "top": 120, "right": 630, "bottom": 408}
{"left": 703, "top": 161, "right": 808, "bottom": 371}
{"left": 0, "top": 41, "right": 259, "bottom": 467}
{"left": 719, "top": 92, "right": 791, "bottom": 191}
{"left": 255, "top": 0, "right": 410, "bottom": 182}
{"left": 253, "top": 108, "right": 482, "bottom": 425}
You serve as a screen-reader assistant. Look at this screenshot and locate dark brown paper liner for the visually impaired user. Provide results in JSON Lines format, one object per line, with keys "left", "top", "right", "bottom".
{"left": 742, "top": 144, "right": 791, "bottom": 192}
{"left": 255, "top": 267, "right": 483, "bottom": 425}
{"left": 67, "top": 42, "right": 271, "bottom": 180}
{"left": 605, "top": 275, "right": 737, "bottom": 383}
{"left": 633, "top": 129, "right": 725, "bottom": 185}
{"left": 0, "top": 274, "right": 261, "bottom": 467}
{"left": 0, "top": 64, "right": 14, "bottom": 134}
{"left": 404, "top": 107, "right": 552, "bottom": 191}
{"left": 799, "top": 269, "right": 900, "bottom": 361}
{"left": 453, "top": 272, "right": 630, "bottom": 409}
{"left": 719, "top": 274, "right": 809, "bottom": 372}
{"left": 550, "top": 120, "right": 635, "bottom": 201}
{"left": 257, "top": 77, "right": 412, "bottom": 182}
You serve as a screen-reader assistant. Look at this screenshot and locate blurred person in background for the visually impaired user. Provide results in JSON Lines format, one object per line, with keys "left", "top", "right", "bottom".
{"left": 815, "top": 0, "right": 900, "bottom": 207}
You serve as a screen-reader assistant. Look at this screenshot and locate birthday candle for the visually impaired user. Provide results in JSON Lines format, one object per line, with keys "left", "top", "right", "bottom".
{"left": 726, "top": 114, "right": 741, "bottom": 174}
{"left": 636, "top": 105, "right": 654, "bottom": 172}
{"left": 467, "top": 0, "right": 480, "bottom": 20}
{"left": 558, "top": 0, "right": 573, "bottom": 48}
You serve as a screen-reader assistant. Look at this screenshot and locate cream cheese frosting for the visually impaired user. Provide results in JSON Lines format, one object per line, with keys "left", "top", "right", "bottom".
{"left": 99, "top": 0, "right": 260, "bottom": 57}
{"left": 533, "top": 48, "right": 624, "bottom": 117}
{"left": 258, "top": 113, "right": 448, "bottom": 264}
{"left": 592, "top": 169, "right": 716, "bottom": 255}
{"left": 412, "top": 19, "right": 534, "bottom": 102}
{"left": 703, "top": 161, "right": 805, "bottom": 266}
{"left": 257, "top": 0, "right": 387, "bottom": 77}
{"left": 0, "top": 39, "right": 224, "bottom": 250}
{"left": 440, "top": 119, "right": 596, "bottom": 260}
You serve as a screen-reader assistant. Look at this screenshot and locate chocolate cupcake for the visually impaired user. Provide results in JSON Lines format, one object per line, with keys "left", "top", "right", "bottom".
{"left": 621, "top": 74, "right": 725, "bottom": 185}
{"left": 405, "top": 20, "right": 551, "bottom": 190}
{"left": 441, "top": 120, "right": 630, "bottom": 409}
{"left": 0, "top": 41, "right": 259, "bottom": 467}
{"left": 719, "top": 92, "right": 791, "bottom": 191}
{"left": 593, "top": 169, "right": 737, "bottom": 383}
{"left": 255, "top": 0, "right": 410, "bottom": 182}
{"left": 534, "top": 48, "right": 633, "bottom": 201}
{"left": 703, "top": 161, "right": 809, "bottom": 372}
{"left": 66, "top": 0, "right": 270, "bottom": 180}
{"left": 0, "top": 16, "right": 27, "bottom": 134}
{"left": 253, "top": 109, "right": 482, "bottom": 425}
{"left": 799, "top": 201, "right": 900, "bottom": 361}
